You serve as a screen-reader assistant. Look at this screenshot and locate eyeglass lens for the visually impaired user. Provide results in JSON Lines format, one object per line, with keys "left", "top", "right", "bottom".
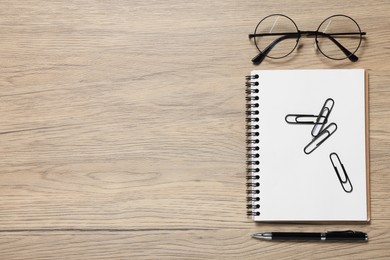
{"left": 316, "top": 15, "right": 362, "bottom": 60}
{"left": 254, "top": 14, "right": 299, "bottom": 59}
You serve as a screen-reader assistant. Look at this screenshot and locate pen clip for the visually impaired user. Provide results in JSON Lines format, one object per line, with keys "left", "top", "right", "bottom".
{"left": 326, "top": 230, "right": 368, "bottom": 241}
{"left": 329, "top": 152, "right": 353, "bottom": 193}
{"left": 327, "top": 230, "right": 356, "bottom": 234}
{"left": 312, "top": 98, "right": 335, "bottom": 137}
{"left": 304, "top": 123, "right": 337, "bottom": 154}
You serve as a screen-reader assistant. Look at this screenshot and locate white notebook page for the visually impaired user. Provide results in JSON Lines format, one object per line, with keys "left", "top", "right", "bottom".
{"left": 250, "top": 69, "right": 368, "bottom": 221}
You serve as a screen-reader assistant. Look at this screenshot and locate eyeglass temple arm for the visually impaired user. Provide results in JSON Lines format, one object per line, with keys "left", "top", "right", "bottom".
{"left": 250, "top": 31, "right": 365, "bottom": 64}
{"left": 315, "top": 31, "right": 360, "bottom": 62}
{"left": 251, "top": 34, "right": 299, "bottom": 64}
{"left": 249, "top": 32, "right": 366, "bottom": 38}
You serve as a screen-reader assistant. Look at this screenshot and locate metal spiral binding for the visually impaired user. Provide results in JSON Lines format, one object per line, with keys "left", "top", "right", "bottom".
{"left": 245, "top": 73, "right": 261, "bottom": 217}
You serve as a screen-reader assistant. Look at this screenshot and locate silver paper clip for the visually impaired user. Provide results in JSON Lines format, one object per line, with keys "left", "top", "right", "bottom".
{"left": 304, "top": 123, "right": 337, "bottom": 154}
{"left": 329, "top": 152, "right": 353, "bottom": 193}
{"left": 312, "top": 98, "right": 335, "bottom": 137}
{"left": 285, "top": 114, "right": 327, "bottom": 125}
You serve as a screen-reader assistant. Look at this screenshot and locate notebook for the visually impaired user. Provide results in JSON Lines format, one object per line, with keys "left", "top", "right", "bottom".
{"left": 245, "top": 69, "right": 370, "bottom": 222}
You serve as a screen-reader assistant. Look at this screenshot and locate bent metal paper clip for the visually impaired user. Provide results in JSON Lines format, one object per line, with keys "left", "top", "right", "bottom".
{"left": 329, "top": 152, "right": 353, "bottom": 193}
{"left": 304, "top": 123, "right": 337, "bottom": 154}
{"left": 312, "top": 98, "right": 335, "bottom": 137}
{"left": 285, "top": 114, "right": 327, "bottom": 125}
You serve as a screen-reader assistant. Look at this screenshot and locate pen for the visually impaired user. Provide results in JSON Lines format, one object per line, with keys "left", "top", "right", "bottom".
{"left": 252, "top": 230, "right": 368, "bottom": 241}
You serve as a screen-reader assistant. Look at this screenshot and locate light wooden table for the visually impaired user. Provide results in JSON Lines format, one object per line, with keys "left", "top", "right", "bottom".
{"left": 0, "top": 0, "right": 389, "bottom": 259}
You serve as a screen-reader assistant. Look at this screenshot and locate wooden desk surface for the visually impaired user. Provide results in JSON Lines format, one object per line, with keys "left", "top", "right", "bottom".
{"left": 0, "top": 0, "right": 389, "bottom": 259}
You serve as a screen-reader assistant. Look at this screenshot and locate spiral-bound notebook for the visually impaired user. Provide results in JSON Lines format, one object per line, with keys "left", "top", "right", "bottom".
{"left": 246, "top": 69, "right": 370, "bottom": 222}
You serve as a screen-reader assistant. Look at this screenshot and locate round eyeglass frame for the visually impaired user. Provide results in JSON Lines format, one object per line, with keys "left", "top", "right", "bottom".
{"left": 314, "top": 14, "right": 363, "bottom": 60}
{"left": 252, "top": 14, "right": 364, "bottom": 61}
{"left": 253, "top": 14, "right": 299, "bottom": 59}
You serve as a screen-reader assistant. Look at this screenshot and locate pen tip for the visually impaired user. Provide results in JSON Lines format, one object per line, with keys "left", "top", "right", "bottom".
{"left": 252, "top": 232, "right": 272, "bottom": 240}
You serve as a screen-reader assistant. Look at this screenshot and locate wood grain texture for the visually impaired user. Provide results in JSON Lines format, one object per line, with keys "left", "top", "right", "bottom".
{"left": 0, "top": 0, "right": 389, "bottom": 259}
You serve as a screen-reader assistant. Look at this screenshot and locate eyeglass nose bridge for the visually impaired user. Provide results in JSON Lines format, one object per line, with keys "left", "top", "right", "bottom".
{"left": 296, "top": 30, "right": 321, "bottom": 50}
{"left": 297, "top": 30, "right": 318, "bottom": 36}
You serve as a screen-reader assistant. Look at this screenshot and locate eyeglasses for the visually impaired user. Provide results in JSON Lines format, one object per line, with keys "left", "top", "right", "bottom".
{"left": 249, "top": 14, "right": 366, "bottom": 65}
